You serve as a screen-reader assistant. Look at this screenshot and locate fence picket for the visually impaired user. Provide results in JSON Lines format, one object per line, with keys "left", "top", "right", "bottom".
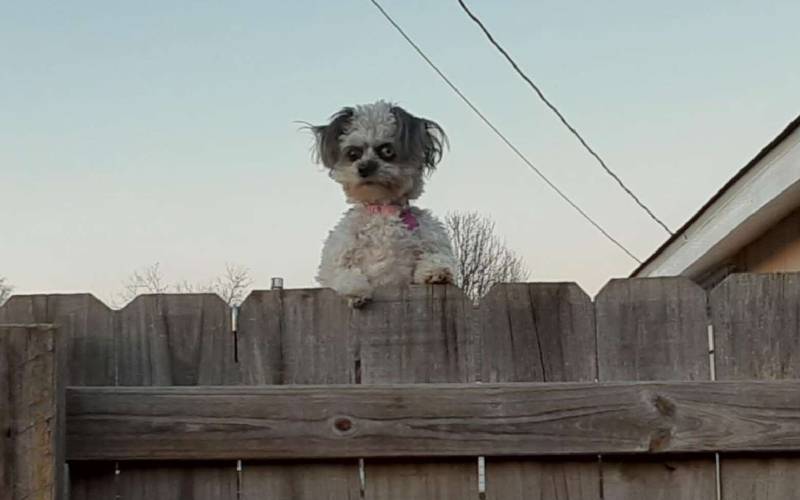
{"left": 712, "top": 273, "right": 800, "bottom": 499}
{"left": 361, "top": 286, "right": 479, "bottom": 500}
{"left": 596, "top": 277, "right": 716, "bottom": 500}
{"left": 115, "top": 294, "right": 238, "bottom": 500}
{"left": 0, "top": 325, "right": 63, "bottom": 500}
{"left": 481, "top": 283, "right": 601, "bottom": 500}
{"left": 237, "top": 288, "right": 361, "bottom": 500}
{"left": 1, "top": 295, "right": 117, "bottom": 500}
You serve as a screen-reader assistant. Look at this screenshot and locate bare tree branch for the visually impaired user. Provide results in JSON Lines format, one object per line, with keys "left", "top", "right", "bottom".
{"left": 0, "top": 276, "right": 13, "bottom": 306}
{"left": 116, "top": 263, "right": 170, "bottom": 306}
{"left": 116, "top": 263, "right": 253, "bottom": 307}
{"left": 445, "top": 211, "right": 530, "bottom": 301}
{"left": 207, "top": 263, "right": 253, "bottom": 307}
{"left": 173, "top": 280, "right": 198, "bottom": 294}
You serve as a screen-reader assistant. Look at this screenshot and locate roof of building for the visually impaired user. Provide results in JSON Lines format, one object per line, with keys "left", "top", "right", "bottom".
{"left": 632, "top": 113, "right": 800, "bottom": 278}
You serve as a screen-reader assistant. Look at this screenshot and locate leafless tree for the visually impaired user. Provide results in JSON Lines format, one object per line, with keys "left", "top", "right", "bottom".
{"left": 445, "top": 211, "right": 530, "bottom": 301}
{"left": 0, "top": 276, "right": 13, "bottom": 306}
{"left": 117, "top": 263, "right": 253, "bottom": 307}
{"left": 207, "top": 264, "right": 253, "bottom": 307}
{"left": 118, "top": 263, "right": 170, "bottom": 304}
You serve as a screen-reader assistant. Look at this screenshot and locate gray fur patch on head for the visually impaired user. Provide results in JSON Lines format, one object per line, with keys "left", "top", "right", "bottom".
{"left": 310, "top": 101, "right": 447, "bottom": 185}
{"left": 390, "top": 106, "right": 447, "bottom": 173}
{"left": 311, "top": 108, "right": 354, "bottom": 168}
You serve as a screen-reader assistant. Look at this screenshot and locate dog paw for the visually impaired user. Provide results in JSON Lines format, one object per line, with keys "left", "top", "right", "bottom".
{"left": 423, "top": 268, "right": 454, "bottom": 285}
{"left": 347, "top": 296, "right": 371, "bottom": 309}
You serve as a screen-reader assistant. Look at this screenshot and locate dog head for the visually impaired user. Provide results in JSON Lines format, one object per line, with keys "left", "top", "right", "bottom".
{"left": 311, "top": 101, "right": 446, "bottom": 204}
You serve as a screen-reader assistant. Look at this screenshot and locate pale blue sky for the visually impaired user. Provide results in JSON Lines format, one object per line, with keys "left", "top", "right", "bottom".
{"left": 2, "top": 0, "right": 799, "bottom": 303}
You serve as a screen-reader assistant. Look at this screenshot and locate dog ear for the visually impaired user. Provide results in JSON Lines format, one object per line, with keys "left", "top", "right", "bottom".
{"left": 391, "top": 106, "right": 448, "bottom": 172}
{"left": 311, "top": 108, "right": 354, "bottom": 168}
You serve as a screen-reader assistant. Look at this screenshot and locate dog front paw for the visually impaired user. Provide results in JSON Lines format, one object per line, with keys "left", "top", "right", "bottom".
{"left": 423, "top": 267, "right": 454, "bottom": 285}
{"left": 347, "top": 295, "right": 371, "bottom": 309}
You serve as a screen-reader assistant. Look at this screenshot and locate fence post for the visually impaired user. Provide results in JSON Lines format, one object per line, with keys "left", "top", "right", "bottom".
{"left": 0, "top": 324, "right": 64, "bottom": 500}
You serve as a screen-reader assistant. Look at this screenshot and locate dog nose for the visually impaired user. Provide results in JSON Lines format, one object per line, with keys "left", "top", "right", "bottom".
{"left": 358, "top": 160, "right": 379, "bottom": 178}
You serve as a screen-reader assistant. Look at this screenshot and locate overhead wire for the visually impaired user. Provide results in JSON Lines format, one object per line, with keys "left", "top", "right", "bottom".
{"left": 457, "top": 0, "right": 674, "bottom": 236}
{"left": 367, "top": 0, "right": 643, "bottom": 263}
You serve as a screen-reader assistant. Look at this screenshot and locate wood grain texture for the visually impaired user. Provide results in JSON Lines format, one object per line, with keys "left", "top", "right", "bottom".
{"left": 116, "top": 463, "right": 237, "bottom": 500}
{"left": 237, "top": 288, "right": 356, "bottom": 385}
{"left": 237, "top": 289, "right": 361, "bottom": 500}
{"left": 602, "top": 457, "right": 717, "bottom": 500}
{"left": 711, "top": 273, "right": 800, "bottom": 380}
{"left": 366, "top": 461, "right": 479, "bottom": 500}
{"left": 0, "top": 324, "right": 64, "bottom": 500}
{"left": 479, "top": 283, "right": 596, "bottom": 383}
{"left": 241, "top": 462, "right": 361, "bottom": 500}
{"left": 0, "top": 294, "right": 115, "bottom": 386}
{"left": 596, "top": 278, "right": 710, "bottom": 381}
{"left": 0, "top": 295, "right": 118, "bottom": 500}
{"left": 480, "top": 283, "right": 600, "bottom": 500}
{"left": 357, "top": 286, "right": 477, "bottom": 384}
{"left": 718, "top": 458, "right": 800, "bottom": 500}
{"left": 595, "top": 278, "right": 716, "bottom": 499}
{"left": 66, "top": 380, "right": 800, "bottom": 460}
{"left": 360, "top": 286, "right": 479, "bottom": 500}
{"left": 117, "top": 294, "right": 238, "bottom": 386}
{"left": 486, "top": 459, "right": 600, "bottom": 500}
{"left": 114, "top": 294, "right": 238, "bottom": 500}
{"left": 712, "top": 273, "right": 800, "bottom": 499}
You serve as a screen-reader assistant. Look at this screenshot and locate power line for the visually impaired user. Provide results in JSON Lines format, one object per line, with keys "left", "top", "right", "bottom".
{"left": 456, "top": 0, "right": 674, "bottom": 237}
{"left": 367, "top": 0, "right": 642, "bottom": 264}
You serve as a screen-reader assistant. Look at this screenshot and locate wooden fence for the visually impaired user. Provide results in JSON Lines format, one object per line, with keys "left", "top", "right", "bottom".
{"left": 2, "top": 274, "right": 800, "bottom": 499}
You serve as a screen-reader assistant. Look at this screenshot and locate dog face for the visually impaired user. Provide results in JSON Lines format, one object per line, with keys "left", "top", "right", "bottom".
{"left": 311, "top": 101, "right": 446, "bottom": 204}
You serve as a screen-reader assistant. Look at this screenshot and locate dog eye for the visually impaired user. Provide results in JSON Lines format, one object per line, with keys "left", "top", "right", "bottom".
{"left": 377, "top": 144, "right": 395, "bottom": 160}
{"left": 345, "top": 147, "right": 363, "bottom": 162}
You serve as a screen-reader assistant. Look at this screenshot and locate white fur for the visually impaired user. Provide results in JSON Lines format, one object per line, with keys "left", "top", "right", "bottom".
{"left": 313, "top": 101, "right": 456, "bottom": 305}
{"left": 317, "top": 206, "right": 457, "bottom": 302}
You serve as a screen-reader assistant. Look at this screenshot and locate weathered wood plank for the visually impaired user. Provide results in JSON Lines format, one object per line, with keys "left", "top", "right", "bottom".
{"left": 712, "top": 273, "right": 800, "bottom": 380}
{"left": 66, "top": 380, "right": 800, "bottom": 461}
{"left": 366, "top": 460, "right": 479, "bottom": 500}
{"left": 114, "top": 294, "right": 238, "bottom": 499}
{"left": 712, "top": 273, "right": 800, "bottom": 499}
{"left": 718, "top": 458, "right": 800, "bottom": 500}
{"left": 0, "top": 324, "right": 64, "bottom": 500}
{"left": 596, "top": 278, "right": 715, "bottom": 499}
{"left": 1, "top": 295, "right": 118, "bottom": 500}
{"left": 359, "top": 286, "right": 479, "bottom": 500}
{"left": 596, "top": 278, "right": 710, "bottom": 381}
{"left": 117, "top": 294, "right": 238, "bottom": 386}
{"left": 480, "top": 283, "right": 600, "bottom": 500}
{"left": 602, "top": 456, "right": 717, "bottom": 500}
{"left": 237, "top": 288, "right": 356, "bottom": 385}
{"left": 116, "top": 462, "right": 238, "bottom": 500}
{"left": 479, "top": 283, "right": 597, "bottom": 383}
{"left": 241, "top": 462, "right": 361, "bottom": 500}
{"left": 487, "top": 459, "right": 600, "bottom": 500}
{"left": 0, "top": 295, "right": 115, "bottom": 387}
{"left": 237, "top": 289, "right": 361, "bottom": 500}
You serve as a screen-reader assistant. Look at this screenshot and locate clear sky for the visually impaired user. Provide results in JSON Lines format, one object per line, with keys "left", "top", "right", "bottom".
{"left": 2, "top": 0, "right": 799, "bottom": 305}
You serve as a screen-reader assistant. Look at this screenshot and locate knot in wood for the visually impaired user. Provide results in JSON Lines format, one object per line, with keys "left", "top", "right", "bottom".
{"left": 652, "top": 394, "right": 676, "bottom": 417}
{"left": 333, "top": 417, "right": 353, "bottom": 433}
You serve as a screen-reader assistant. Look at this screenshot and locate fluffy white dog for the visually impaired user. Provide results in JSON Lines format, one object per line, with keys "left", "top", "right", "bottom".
{"left": 311, "top": 101, "right": 457, "bottom": 307}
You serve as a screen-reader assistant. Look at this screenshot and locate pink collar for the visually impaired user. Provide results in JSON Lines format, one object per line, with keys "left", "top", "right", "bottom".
{"left": 365, "top": 204, "right": 419, "bottom": 231}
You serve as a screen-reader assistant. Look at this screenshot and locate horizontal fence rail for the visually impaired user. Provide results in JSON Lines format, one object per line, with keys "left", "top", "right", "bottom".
{"left": 67, "top": 380, "right": 800, "bottom": 460}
